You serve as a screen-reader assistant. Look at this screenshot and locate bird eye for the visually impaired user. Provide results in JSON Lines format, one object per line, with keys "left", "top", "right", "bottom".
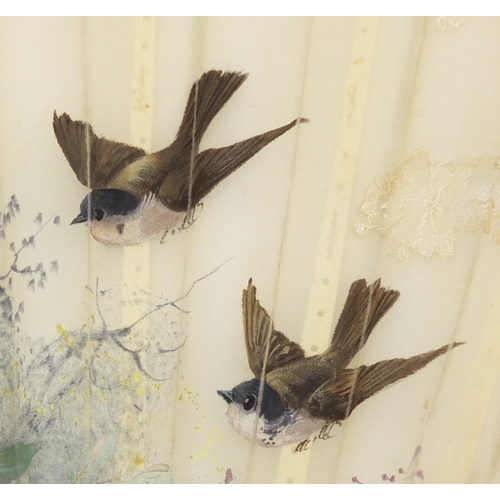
{"left": 243, "top": 394, "right": 256, "bottom": 411}
{"left": 93, "top": 208, "right": 104, "bottom": 221}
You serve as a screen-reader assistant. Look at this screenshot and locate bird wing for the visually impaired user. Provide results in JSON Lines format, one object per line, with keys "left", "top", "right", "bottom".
{"left": 324, "top": 279, "right": 400, "bottom": 367}
{"left": 242, "top": 278, "right": 305, "bottom": 378}
{"left": 306, "top": 342, "right": 464, "bottom": 422}
{"left": 107, "top": 70, "right": 249, "bottom": 206}
{"left": 174, "top": 70, "right": 249, "bottom": 149}
{"left": 157, "top": 118, "right": 308, "bottom": 212}
{"left": 53, "top": 112, "right": 146, "bottom": 189}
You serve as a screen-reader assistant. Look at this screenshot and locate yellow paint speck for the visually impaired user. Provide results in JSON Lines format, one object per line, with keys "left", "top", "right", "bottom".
{"left": 56, "top": 323, "right": 69, "bottom": 338}
{"left": 35, "top": 406, "right": 48, "bottom": 416}
{"left": 136, "top": 387, "right": 145, "bottom": 396}
{"left": 133, "top": 371, "right": 141, "bottom": 383}
{"left": 133, "top": 455, "right": 144, "bottom": 467}
{"left": 178, "top": 394, "right": 183, "bottom": 401}
{"left": 56, "top": 323, "right": 75, "bottom": 346}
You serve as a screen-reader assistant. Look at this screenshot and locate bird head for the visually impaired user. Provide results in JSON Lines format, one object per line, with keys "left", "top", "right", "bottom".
{"left": 71, "top": 189, "right": 139, "bottom": 225}
{"left": 217, "top": 378, "right": 285, "bottom": 423}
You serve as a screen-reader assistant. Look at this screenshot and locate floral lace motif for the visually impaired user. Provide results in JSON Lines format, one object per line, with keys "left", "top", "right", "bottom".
{"left": 436, "top": 17, "right": 465, "bottom": 30}
{"left": 355, "top": 151, "right": 500, "bottom": 261}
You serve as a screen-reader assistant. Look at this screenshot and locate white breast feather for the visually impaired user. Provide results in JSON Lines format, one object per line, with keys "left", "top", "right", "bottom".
{"left": 224, "top": 403, "right": 324, "bottom": 448}
{"left": 90, "top": 194, "right": 185, "bottom": 246}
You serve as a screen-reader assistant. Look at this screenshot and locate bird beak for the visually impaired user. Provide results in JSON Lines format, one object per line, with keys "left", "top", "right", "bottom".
{"left": 217, "top": 390, "right": 233, "bottom": 404}
{"left": 70, "top": 214, "right": 87, "bottom": 225}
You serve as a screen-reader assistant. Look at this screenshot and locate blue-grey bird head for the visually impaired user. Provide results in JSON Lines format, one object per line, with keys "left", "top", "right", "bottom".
{"left": 218, "top": 378, "right": 325, "bottom": 447}
{"left": 71, "top": 189, "right": 140, "bottom": 225}
{"left": 217, "top": 378, "right": 285, "bottom": 422}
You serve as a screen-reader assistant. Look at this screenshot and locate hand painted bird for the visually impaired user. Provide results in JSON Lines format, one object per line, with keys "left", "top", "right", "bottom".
{"left": 217, "top": 278, "right": 463, "bottom": 447}
{"left": 53, "top": 70, "right": 307, "bottom": 246}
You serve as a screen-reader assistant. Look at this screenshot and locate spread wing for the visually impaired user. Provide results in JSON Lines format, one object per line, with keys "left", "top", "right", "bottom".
{"left": 242, "top": 278, "right": 305, "bottom": 378}
{"left": 108, "top": 70, "right": 249, "bottom": 205}
{"left": 307, "top": 342, "right": 464, "bottom": 422}
{"left": 157, "top": 118, "right": 308, "bottom": 211}
{"left": 53, "top": 112, "right": 146, "bottom": 189}
{"left": 326, "top": 279, "right": 401, "bottom": 367}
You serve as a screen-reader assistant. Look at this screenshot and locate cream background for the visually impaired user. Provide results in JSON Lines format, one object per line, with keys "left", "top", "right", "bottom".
{"left": 1, "top": 16, "right": 499, "bottom": 483}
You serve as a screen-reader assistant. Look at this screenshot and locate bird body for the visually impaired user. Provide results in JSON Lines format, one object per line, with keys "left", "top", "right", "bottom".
{"left": 54, "top": 70, "right": 307, "bottom": 245}
{"left": 218, "top": 278, "right": 463, "bottom": 447}
{"left": 86, "top": 192, "right": 184, "bottom": 246}
{"left": 224, "top": 398, "right": 324, "bottom": 448}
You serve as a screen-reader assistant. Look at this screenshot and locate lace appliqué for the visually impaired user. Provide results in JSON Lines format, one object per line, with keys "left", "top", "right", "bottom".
{"left": 355, "top": 151, "right": 500, "bottom": 261}
{"left": 436, "top": 17, "right": 465, "bottom": 30}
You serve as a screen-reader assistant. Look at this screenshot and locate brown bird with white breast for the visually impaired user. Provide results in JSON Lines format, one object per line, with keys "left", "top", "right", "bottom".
{"left": 218, "top": 278, "right": 463, "bottom": 447}
{"left": 54, "top": 70, "right": 307, "bottom": 245}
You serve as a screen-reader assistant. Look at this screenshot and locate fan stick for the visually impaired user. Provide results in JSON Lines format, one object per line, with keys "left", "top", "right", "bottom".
{"left": 275, "top": 17, "right": 380, "bottom": 484}
{"left": 117, "top": 16, "right": 156, "bottom": 479}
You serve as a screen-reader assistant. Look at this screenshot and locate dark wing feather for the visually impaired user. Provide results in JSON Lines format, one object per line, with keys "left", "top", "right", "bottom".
{"left": 159, "top": 118, "right": 308, "bottom": 211}
{"left": 325, "top": 279, "right": 400, "bottom": 367}
{"left": 175, "top": 70, "right": 249, "bottom": 148}
{"left": 242, "top": 278, "right": 305, "bottom": 378}
{"left": 106, "top": 71, "right": 249, "bottom": 202}
{"left": 307, "top": 342, "right": 464, "bottom": 422}
{"left": 53, "top": 112, "right": 146, "bottom": 189}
